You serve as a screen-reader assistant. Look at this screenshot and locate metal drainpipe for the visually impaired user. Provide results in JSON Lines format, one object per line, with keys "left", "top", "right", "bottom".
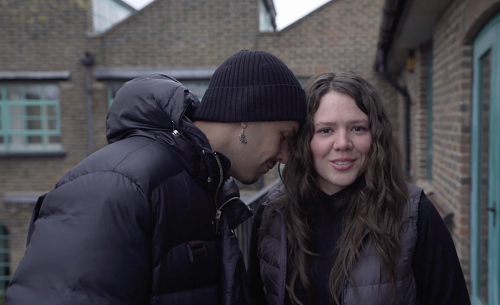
{"left": 377, "top": 48, "right": 411, "bottom": 175}
{"left": 80, "top": 52, "right": 95, "bottom": 156}
{"left": 376, "top": 0, "right": 411, "bottom": 176}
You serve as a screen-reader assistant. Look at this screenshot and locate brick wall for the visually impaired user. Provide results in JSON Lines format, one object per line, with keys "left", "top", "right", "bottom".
{"left": 257, "top": 0, "right": 383, "bottom": 77}
{"left": 432, "top": 0, "right": 473, "bottom": 283}
{"left": 257, "top": 0, "right": 399, "bottom": 128}
{"left": 0, "top": 0, "right": 95, "bottom": 271}
{"left": 393, "top": 0, "right": 500, "bottom": 288}
{"left": 94, "top": 0, "right": 260, "bottom": 68}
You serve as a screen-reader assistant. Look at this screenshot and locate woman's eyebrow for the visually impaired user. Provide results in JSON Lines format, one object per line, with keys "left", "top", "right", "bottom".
{"left": 314, "top": 122, "right": 335, "bottom": 127}
{"left": 314, "top": 119, "right": 368, "bottom": 126}
{"left": 349, "top": 119, "right": 369, "bottom": 124}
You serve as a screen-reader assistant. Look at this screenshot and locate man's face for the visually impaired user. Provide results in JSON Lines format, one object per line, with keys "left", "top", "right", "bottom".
{"left": 227, "top": 121, "right": 299, "bottom": 184}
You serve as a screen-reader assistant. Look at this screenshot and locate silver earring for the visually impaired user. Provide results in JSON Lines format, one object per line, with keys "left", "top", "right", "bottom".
{"left": 239, "top": 125, "right": 248, "bottom": 144}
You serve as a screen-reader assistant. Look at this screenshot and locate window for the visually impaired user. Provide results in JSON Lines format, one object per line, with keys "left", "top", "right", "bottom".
{"left": 0, "top": 84, "right": 61, "bottom": 152}
{"left": 426, "top": 43, "right": 433, "bottom": 182}
{"left": 182, "top": 81, "right": 210, "bottom": 101}
{"left": 297, "top": 77, "right": 310, "bottom": 87}
{"left": 108, "top": 80, "right": 210, "bottom": 106}
{"left": 259, "top": 0, "right": 274, "bottom": 32}
{"left": 108, "top": 82, "right": 124, "bottom": 107}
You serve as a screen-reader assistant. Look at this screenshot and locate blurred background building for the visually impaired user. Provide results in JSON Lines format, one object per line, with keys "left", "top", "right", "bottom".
{"left": 377, "top": 0, "right": 500, "bottom": 303}
{"left": 0, "top": 0, "right": 499, "bottom": 303}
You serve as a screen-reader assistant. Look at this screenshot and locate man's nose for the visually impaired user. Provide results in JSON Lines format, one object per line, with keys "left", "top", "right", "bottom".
{"left": 276, "top": 143, "right": 289, "bottom": 164}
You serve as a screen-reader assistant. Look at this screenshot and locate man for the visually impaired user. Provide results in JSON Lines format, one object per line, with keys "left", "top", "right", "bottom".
{"left": 6, "top": 50, "right": 306, "bottom": 305}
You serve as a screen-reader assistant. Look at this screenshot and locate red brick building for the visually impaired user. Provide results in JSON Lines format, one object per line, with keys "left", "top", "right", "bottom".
{"left": 378, "top": 0, "right": 500, "bottom": 302}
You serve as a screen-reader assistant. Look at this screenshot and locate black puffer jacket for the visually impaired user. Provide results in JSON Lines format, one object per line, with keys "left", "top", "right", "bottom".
{"left": 6, "top": 74, "right": 253, "bottom": 305}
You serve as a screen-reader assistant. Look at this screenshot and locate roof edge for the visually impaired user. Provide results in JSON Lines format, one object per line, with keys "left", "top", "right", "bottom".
{"left": 88, "top": 0, "right": 158, "bottom": 38}
{"left": 277, "top": 0, "right": 336, "bottom": 32}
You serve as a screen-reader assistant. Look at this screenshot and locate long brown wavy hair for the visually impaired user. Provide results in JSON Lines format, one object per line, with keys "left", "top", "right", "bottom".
{"left": 272, "top": 72, "right": 409, "bottom": 304}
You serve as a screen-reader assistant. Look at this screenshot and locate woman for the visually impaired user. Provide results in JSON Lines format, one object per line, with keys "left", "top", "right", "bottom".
{"left": 247, "top": 72, "right": 470, "bottom": 305}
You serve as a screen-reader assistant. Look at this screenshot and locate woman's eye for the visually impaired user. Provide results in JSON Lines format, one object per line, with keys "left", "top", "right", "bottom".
{"left": 318, "top": 128, "right": 331, "bottom": 134}
{"left": 352, "top": 126, "right": 366, "bottom": 132}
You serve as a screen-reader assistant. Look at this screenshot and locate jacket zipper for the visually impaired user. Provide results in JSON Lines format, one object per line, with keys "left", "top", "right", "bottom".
{"left": 213, "top": 153, "right": 224, "bottom": 235}
{"left": 278, "top": 207, "right": 287, "bottom": 305}
{"left": 215, "top": 197, "right": 240, "bottom": 235}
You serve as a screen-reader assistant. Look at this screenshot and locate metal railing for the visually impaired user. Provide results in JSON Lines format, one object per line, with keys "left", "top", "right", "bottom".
{"left": 235, "top": 179, "right": 280, "bottom": 266}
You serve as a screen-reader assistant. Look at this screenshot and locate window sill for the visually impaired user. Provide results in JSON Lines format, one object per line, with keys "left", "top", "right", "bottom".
{"left": 0, "top": 151, "right": 66, "bottom": 158}
{"left": 4, "top": 194, "right": 40, "bottom": 204}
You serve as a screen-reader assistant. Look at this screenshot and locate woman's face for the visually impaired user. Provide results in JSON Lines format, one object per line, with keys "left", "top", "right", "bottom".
{"left": 310, "top": 91, "right": 372, "bottom": 195}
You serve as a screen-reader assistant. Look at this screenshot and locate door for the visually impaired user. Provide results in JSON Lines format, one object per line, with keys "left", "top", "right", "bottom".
{"left": 471, "top": 12, "right": 500, "bottom": 305}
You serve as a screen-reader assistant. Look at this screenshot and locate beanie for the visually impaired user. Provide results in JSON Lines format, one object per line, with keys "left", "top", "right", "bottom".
{"left": 192, "top": 50, "right": 306, "bottom": 124}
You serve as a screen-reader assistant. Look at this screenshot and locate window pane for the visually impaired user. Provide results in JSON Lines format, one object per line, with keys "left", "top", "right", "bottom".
{"left": 10, "top": 106, "right": 23, "bottom": 130}
{"left": 9, "top": 105, "right": 23, "bottom": 117}
{"left": 9, "top": 119, "right": 23, "bottom": 131}
{"left": 183, "top": 81, "right": 209, "bottom": 101}
{"left": 111, "top": 83, "right": 123, "bottom": 99}
{"left": 9, "top": 135, "right": 24, "bottom": 149}
{"left": 479, "top": 50, "right": 491, "bottom": 304}
{"left": 26, "top": 85, "right": 41, "bottom": 100}
{"left": 27, "top": 135, "right": 42, "bottom": 144}
{"left": 183, "top": 82, "right": 202, "bottom": 99}
{"left": 6, "top": 86, "right": 22, "bottom": 100}
{"left": 27, "top": 120, "right": 42, "bottom": 130}
{"left": 43, "top": 85, "right": 59, "bottom": 100}
{"left": 48, "top": 119, "right": 57, "bottom": 130}
{"left": 48, "top": 135, "right": 60, "bottom": 144}
{"left": 26, "top": 105, "right": 41, "bottom": 116}
{"left": 46, "top": 105, "right": 57, "bottom": 116}
{"left": 297, "top": 77, "right": 310, "bottom": 87}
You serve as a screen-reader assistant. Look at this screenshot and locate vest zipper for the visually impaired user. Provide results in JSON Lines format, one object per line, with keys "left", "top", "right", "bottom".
{"left": 343, "top": 230, "right": 370, "bottom": 304}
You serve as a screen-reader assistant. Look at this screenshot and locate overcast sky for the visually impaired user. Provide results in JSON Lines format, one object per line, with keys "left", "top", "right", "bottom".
{"left": 122, "top": 0, "right": 330, "bottom": 30}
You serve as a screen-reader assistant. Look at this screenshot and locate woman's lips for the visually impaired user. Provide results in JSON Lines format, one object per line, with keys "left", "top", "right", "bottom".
{"left": 330, "top": 158, "right": 355, "bottom": 171}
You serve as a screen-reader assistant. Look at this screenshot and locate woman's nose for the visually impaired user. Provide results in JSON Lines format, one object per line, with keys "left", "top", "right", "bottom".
{"left": 333, "top": 130, "right": 352, "bottom": 150}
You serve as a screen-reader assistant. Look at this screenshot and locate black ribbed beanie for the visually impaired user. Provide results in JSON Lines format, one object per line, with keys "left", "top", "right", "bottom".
{"left": 192, "top": 50, "right": 306, "bottom": 124}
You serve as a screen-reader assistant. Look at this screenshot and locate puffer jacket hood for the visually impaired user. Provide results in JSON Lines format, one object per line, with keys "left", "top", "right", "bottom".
{"left": 104, "top": 74, "right": 231, "bottom": 190}
{"left": 107, "top": 74, "right": 198, "bottom": 143}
